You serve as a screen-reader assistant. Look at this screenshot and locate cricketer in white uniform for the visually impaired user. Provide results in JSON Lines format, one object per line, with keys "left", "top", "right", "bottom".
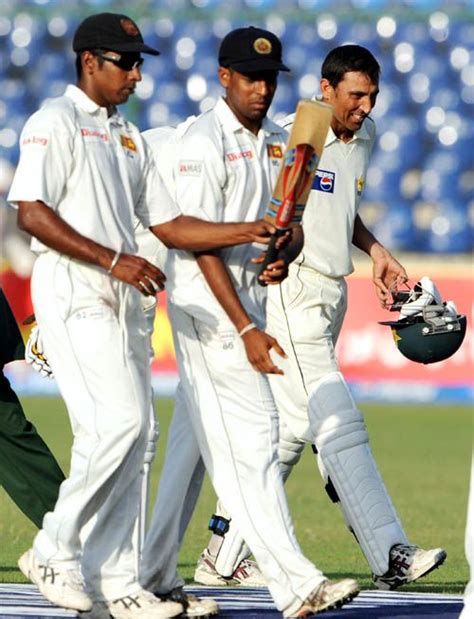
{"left": 140, "top": 27, "right": 360, "bottom": 618}
{"left": 195, "top": 44, "right": 446, "bottom": 591}
{"left": 8, "top": 14, "right": 279, "bottom": 619}
{"left": 460, "top": 453, "right": 474, "bottom": 618}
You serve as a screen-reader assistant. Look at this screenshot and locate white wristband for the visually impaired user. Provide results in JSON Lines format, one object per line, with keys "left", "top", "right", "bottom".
{"left": 238, "top": 322, "right": 256, "bottom": 337}
{"left": 107, "top": 251, "right": 121, "bottom": 274}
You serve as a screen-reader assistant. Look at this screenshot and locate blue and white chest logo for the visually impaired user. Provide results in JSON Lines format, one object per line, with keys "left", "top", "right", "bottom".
{"left": 312, "top": 169, "right": 335, "bottom": 193}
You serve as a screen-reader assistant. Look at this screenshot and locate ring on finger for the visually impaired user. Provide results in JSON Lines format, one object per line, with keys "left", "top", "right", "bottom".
{"left": 145, "top": 275, "right": 160, "bottom": 291}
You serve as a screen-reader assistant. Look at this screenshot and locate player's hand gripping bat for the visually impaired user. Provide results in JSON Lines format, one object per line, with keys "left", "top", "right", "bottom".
{"left": 258, "top": 99, "right": 332, "bottom": 284}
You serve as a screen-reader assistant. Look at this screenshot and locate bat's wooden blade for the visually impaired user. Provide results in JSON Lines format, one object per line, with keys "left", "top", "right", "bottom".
{"left": 264, "top": 99, "right": 332, "bottom": 228}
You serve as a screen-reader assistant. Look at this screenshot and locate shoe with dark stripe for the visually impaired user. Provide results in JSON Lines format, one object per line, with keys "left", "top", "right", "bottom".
{"left": 373, "top": 544, "right": 447, "bottom": 591}
{"left": 81, "top": 590, "right": 183, "bottom": 618}
{"left": 18, "top": 549, "right": 92, "bottom": 612}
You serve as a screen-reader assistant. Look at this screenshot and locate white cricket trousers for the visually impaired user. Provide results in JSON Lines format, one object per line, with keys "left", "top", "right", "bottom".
{"left": 144, "top": 303, "right": 325, "bottom": 615}
{"left": 30, "top": 252, "right": 151, "bottom": 601}
{"left": 266, "top": 266, "right": 348, "bottom": 441}
{"left": 140, "top": 383, "right": 205, "bottom": 593}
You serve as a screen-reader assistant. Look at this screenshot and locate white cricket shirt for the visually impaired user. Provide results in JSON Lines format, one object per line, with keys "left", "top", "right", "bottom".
{"left": 8, "top": 85, "right": 179, "bottom": 255}
{"left": 136, "top": 125, "right": 177, "bottom": 270}
{"left": 280, "top": 114, "right": 376, "bottom": 278}
{"left": 166, "top": 97, "right": 288, "bottom": 326}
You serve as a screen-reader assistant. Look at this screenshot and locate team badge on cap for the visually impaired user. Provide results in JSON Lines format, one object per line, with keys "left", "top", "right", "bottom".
{"left": 120, "top": 18, "right": 139, "bottom": 37}
{"left": 253, "top": 37, "right": 272, "bottom": 55}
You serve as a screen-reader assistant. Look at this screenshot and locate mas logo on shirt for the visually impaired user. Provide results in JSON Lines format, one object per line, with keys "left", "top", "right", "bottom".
{"left": 179, "top": 160, "right": 203, "bottom": 176}
{"left": 120, "top": 135, "right": 137, "bottom": 152}
{"left": 267, "top": 144, "right": 283, "bottom": 159}
{"left": 21, "top": 133, "right": 49, "bottom": 148}
{"left": 312, "top": 169, "right": 335, "bottom": 193}
{"left": 356, "top": 176, "right": 365, "bottom": 196}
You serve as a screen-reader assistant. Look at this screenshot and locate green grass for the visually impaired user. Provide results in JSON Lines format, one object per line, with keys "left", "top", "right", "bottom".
{"left": 1, "top": 397, "right": 471, "bottom": 594}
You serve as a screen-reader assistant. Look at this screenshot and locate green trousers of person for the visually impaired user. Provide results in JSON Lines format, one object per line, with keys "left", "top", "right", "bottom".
{"left": 0, "top": 287, "right": 64, "bottom": 528}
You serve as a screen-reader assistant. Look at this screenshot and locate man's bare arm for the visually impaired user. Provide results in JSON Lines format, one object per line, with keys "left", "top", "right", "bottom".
{"left": 353, "top": 213, "right": 408, "bottom": 306}
{"left": 18, "top": 201, "right": 165, "bottom": 295}
{"left": 196, "top": 252, "right": 286, "bottom": 374}
{"left": 150, "top": 215, "right": 275, "bottom": 252}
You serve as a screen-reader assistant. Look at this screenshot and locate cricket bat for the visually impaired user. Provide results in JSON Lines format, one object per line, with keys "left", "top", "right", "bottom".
{"left": 258, "top": 99, "right": 332, "bottom": 283}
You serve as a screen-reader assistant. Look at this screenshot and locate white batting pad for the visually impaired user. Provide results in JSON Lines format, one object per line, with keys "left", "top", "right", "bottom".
{"left": 308, "top": 372, "right": 408, "bottom": 575}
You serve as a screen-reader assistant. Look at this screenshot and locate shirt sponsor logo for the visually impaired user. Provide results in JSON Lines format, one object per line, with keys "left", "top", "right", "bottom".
{"left": 81, "top": 127, "right": 109, "bottom": 142}
{"left": 267, "top": 144, "right": 283, "bottom": 159}
{"left": 312, "top": 169, "right": 335, "bottom": 193}
{"left": 179, "top": 160, "right": 203, "bottom": 176}
{"left": 22, "top": 134, "right": 48, "bottom": 147}
{"left": 120, "top": 135, "right": 137, "bottom": 152}
{"left": 357, "top": 176, "right": 365, "bottom": 195}
{"left": 226, "top": 148, "right": 253, "bottom": 162}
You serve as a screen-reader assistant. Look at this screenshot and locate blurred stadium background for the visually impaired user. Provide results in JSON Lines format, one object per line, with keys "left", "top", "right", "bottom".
{"left": 0, "top": 0, "right": 472, "bottom": 402}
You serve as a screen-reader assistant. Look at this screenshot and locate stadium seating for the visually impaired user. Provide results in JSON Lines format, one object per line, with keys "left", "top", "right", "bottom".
{"left": 0, "top": 2, "right": 472, "bottom": 253}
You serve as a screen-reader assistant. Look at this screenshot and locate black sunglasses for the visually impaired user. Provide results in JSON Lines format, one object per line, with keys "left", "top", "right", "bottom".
{"left": 94, "top": 51, "right": 144, "bottom": 72}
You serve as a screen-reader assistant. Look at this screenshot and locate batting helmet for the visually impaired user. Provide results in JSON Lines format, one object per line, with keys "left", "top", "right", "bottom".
{"left": 379, "top": 277, "right": 467, "bottom": 364}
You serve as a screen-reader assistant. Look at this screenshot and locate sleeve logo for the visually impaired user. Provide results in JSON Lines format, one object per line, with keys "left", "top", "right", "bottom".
{"left": 22, "top": 133, "right": 49, "bottom": 147}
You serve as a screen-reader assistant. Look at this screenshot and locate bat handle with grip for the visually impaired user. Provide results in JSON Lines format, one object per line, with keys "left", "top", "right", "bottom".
{"left": 258, "top": 228, "right": 287, "bottom": 286}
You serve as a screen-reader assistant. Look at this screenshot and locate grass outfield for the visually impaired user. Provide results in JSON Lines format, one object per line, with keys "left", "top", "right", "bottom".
{"left": 1, "top": 397, "right": 471, "bottom": 594}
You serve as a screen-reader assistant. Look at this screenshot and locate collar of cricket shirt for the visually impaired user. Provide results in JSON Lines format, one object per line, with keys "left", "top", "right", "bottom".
{"left": 65, "top": 84, "right": 123, "bottom": 125}
{"left": 325, "top": 118, "right": 373, "bottom": 147}
{"left": 216, "top": 96, "right": 282, "bottom": 138}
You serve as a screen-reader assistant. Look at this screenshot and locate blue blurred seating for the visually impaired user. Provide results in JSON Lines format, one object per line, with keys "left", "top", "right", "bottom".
{"left": 0, "top": 7, "right": 471, "bottom": 253}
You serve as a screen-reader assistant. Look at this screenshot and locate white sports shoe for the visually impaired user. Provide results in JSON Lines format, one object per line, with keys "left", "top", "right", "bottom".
{"left": 373, "top": 544, "right": 447, "bottom": 590}
{"left": 18, "top": 548, "right": 92, "bottom": 611}
{"left": 194, "top": 551, "right": 266, "bottom": 587}
{"left": 81, "top": 589, "right": 183, "bottom": 619}
{"left": 156, "top": 586, "right": 218, "bottom": 617}
{"left": 286, "top": 579, "right": 359, "bottom": 617}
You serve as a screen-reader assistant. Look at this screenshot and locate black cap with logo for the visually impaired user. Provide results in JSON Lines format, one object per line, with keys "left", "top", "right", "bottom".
{"left": 73, "top": 13, "right": 160, "bottom": 55}
{"left": 218, "top": 26, "right": 290, "bottom": 73}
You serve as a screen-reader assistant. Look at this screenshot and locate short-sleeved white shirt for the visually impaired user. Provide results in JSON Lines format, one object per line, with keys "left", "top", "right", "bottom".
{"left": 8, "top": 84, "right": 179, "bottom": 254}
{"left": 137, "top": 117, "right": 198, "bottom": 269}
{"left": 166, "top": 97, "right": 288, "bottom": 326}
{"left": 136, "top": 125, "right": 177, "bottom": 270}
{"left": 280, "top": 113, "right": 376, "bottom": 278}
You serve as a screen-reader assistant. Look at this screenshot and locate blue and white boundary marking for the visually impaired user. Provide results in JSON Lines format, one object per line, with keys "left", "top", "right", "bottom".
{"left": 6, "top": 366, "right": 472, "bottom": 405}
{"left": 0, "top": 585, "right": 464, "bottom": 618}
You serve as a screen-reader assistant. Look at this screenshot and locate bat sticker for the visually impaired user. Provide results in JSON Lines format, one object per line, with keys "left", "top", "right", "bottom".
{"left": 265, "top": 144, "right": 319, "bottom": 226}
